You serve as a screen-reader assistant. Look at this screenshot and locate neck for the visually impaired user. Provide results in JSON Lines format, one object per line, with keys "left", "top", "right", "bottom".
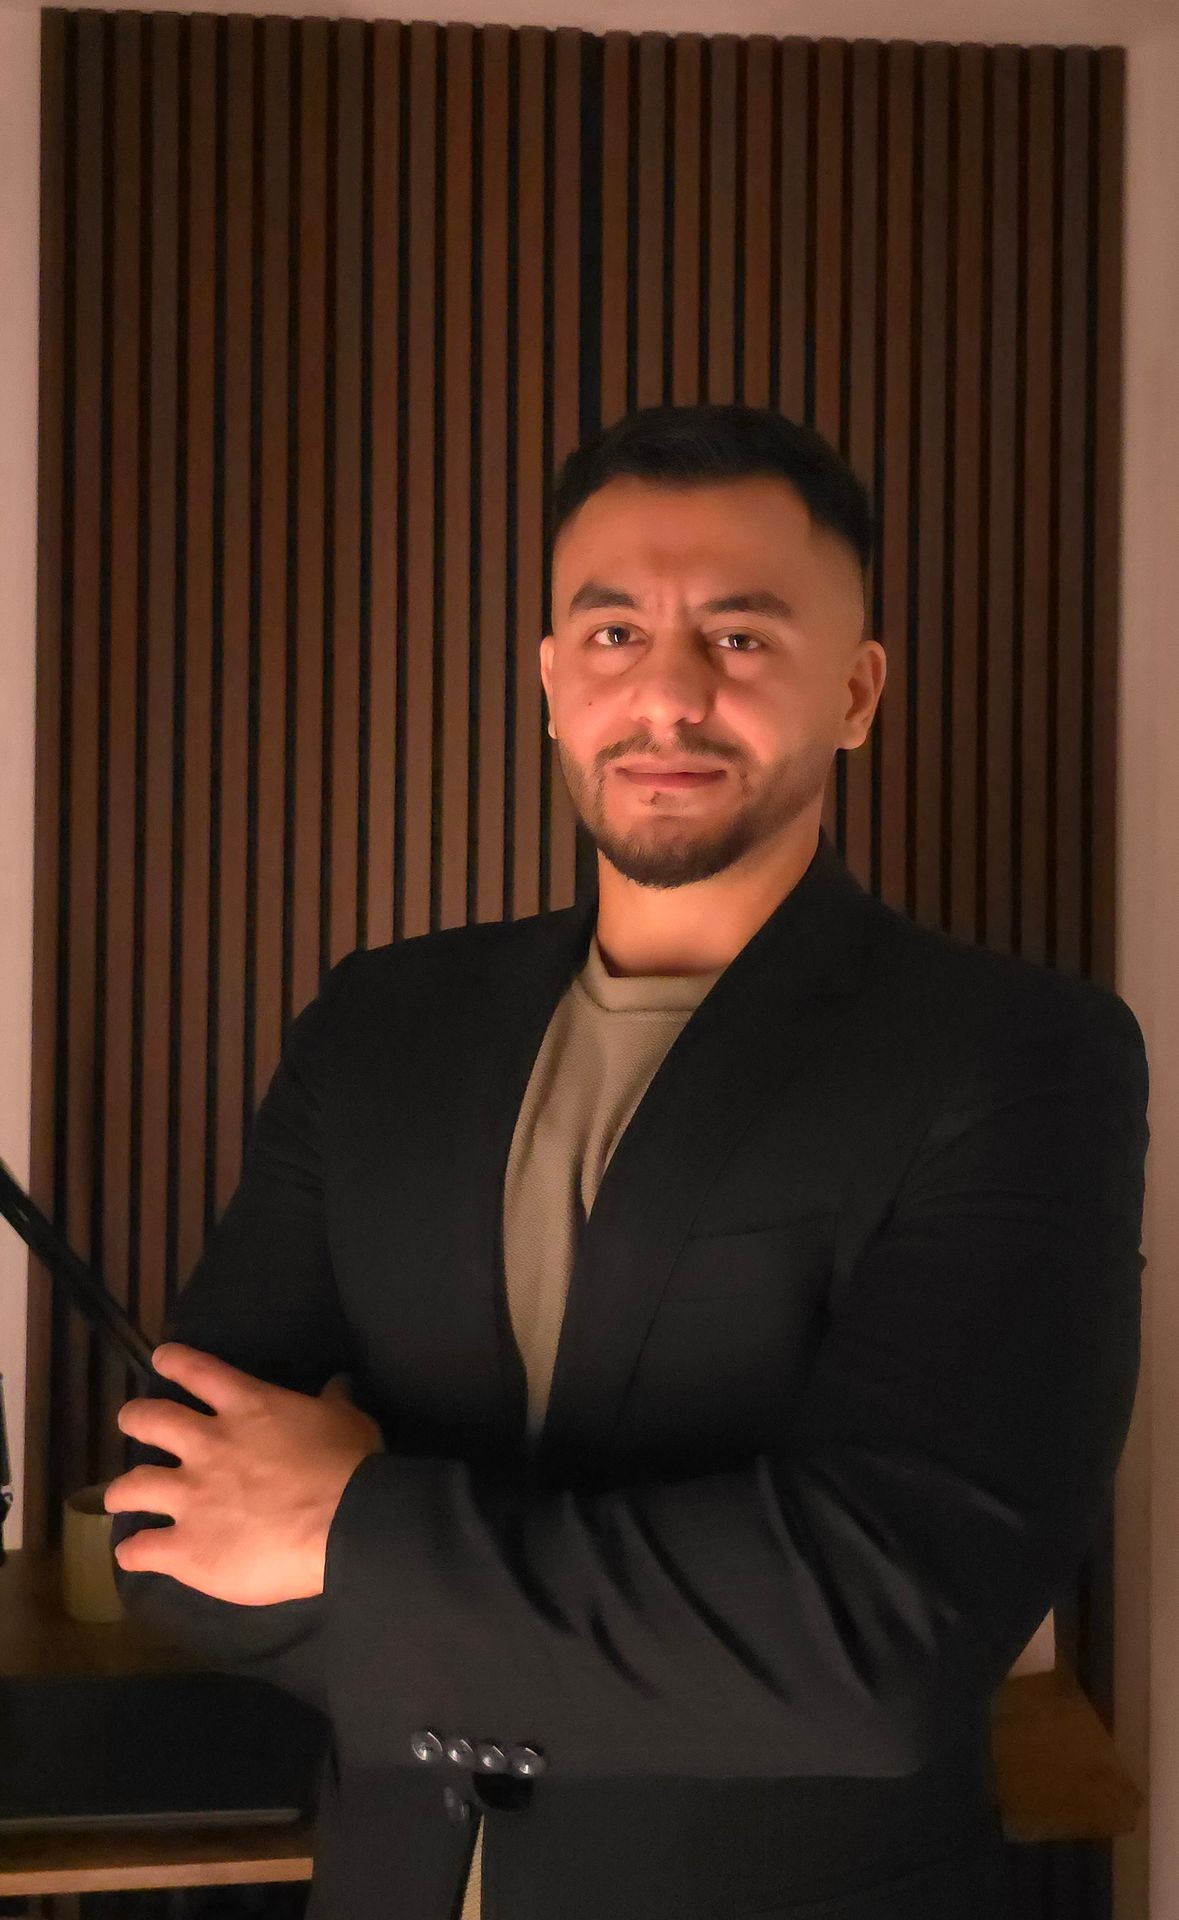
{"left": 593, "top": 822, "right": 822, "bottom": 977}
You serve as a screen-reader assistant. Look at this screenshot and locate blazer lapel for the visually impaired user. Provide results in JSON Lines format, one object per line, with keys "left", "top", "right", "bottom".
{"left": 472, "top": 828, "right": 879, "bottom": 1476}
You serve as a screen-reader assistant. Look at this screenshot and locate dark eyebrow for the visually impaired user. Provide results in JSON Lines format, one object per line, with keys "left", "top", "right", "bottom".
{"left": 565, "top": 581, "right": 794, "bottom": 623}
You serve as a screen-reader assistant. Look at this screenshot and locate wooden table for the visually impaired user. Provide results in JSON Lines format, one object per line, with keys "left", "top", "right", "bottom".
{"left": 0, "top": 1548, "right": 1144, "bottom": 1896}
{"left": 0, "top": 1549, "right": 315, "bottom": 1896}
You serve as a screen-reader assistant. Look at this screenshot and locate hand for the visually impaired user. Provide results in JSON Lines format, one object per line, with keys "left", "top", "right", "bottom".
{"left": 104, "top": 1344, "right": 386, "bottom": 1605}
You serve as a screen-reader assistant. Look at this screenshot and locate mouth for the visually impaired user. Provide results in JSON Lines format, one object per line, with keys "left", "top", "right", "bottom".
{"left": 614, "top": 763, "right": 727, "bottom": 790}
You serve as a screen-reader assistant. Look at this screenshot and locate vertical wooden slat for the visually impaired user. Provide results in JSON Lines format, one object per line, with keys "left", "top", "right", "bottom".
{"left": 474, "top": 27, "right": 509, "bottom": 923}
{"left": 215, "top": 15, "right": 253, "bottom": 1216}
{"left": 365, "top": 21, "right": 399, "bottom": 949}
{"left": 843, "top": 38, "right": 880, "bottom": 884}
{"left": 1090, "top": 49, "right": 1124, "bottom": 991}
{"left": 1019, "top": 45, "right": 1056, "bottom": 964}
{"left": 137, "top": 10, "right": 178, "bottom": 1332}
{"left": 513, "top": 28, "right": 547, "bottom": 920}
{"left": 812, "top": 37, "right": 844, "bottom": 440}
{"left": 706, "top": 36, "right": 738, "bottom": 401}
{"left": 634, "top": 34, "right": 667, "bottom": 410}
{"left": 328, "top": 19, "right": 365, "bottom": 962}
{"left": 174, "top": 14, "right": 216, "bottom": 1288}
{"left": 289, "top": 19, "right": 328, "bottom": 1011}
{"left": 670, "top": 36, "right": 702, "bottom": 405}
{"left": 777, "top": 39, "right": 808, "bottom": 419}
{"left": 98, "top": 8, "right": 141, "bottom": 1471}
{"left": 985, "top": 45, "right": 1020, "bottom": 956}
{"left": 877, "top": 41, "right": 915, "bottom": 914}
{"left": 741, "top": 39, "right": 774, "bottom": 408}
{"left": 949, "top": 45, "right": 985, "bottom": 943}
{"left": 818, "top": 37, "right": 844, "bottom": 844}
{"left": 63, "top": 8, "right": 105, "bottom": 1502}
{"left": 912, "top": 43, "right": 950, "bottom": 928}
{"left": 545, "top": 28, "right": 583, "bottom": 913}
{"left": 252, "top": 16, "right": 290, "bottom": 1099}
{"left": 401, "top": 21, "right": 437, "bottom": 939}
{"left": 439, "top": 24, "right": 474, "bottom": 931}
{"left": 26, "top": 6, "right": 68, "bottom": 1547}
{"left": 599, "top": 33, "right": 629, "bottom": 425}
{"left": 1053, "top": 48, "right": 1091, "bottom": 979}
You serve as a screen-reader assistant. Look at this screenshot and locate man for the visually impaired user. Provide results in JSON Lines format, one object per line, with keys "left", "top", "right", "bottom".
{"left": 107, "top": 403, "right": 1149, "bottom": 1920}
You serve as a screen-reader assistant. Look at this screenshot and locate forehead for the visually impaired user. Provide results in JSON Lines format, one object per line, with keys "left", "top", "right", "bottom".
{"left": 552, "top": 475, "right": 833, "bottom": 615}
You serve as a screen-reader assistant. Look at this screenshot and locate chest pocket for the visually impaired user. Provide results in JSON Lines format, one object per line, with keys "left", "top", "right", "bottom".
{"left": 615, "top": 1210, "right": 836, "bottom": 1473}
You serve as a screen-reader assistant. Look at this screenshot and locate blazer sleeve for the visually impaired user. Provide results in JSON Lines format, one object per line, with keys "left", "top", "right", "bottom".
{"left": 109, "top": 951, "right": 363, "bottom": 1717}
{"left": 319, "top": 974, "right": 1149, "bottom": 1780}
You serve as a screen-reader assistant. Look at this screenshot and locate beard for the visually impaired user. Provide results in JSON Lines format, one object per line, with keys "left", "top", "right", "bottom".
{"left": 554, "top": 737, "right": 834, "bottom": 891}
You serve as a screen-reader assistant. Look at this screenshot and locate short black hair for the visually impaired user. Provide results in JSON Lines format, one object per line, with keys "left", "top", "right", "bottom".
{"left": 547, "top": 403, "right": 874, "bottom": 584}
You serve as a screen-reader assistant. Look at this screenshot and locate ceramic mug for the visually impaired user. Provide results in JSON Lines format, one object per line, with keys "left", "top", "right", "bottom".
{"left": 62, "top": 1481, "right": 124, "bottom": 1623}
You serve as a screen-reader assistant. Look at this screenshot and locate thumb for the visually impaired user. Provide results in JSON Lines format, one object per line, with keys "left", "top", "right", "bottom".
{"left": 319, "top": 1372, "right": 354, "bottom": 1401}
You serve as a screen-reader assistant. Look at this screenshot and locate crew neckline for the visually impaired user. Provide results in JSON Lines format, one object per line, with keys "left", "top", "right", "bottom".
{"left": 575, "top": 929, "right": 726, "bottom": 1014}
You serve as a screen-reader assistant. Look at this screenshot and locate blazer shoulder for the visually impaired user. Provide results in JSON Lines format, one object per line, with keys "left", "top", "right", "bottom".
{"left": 318, "top": 904, "right": 573, "bottom": 1003}
{"left": 866, "top": 891, "right": 1147, "bottom": 1068}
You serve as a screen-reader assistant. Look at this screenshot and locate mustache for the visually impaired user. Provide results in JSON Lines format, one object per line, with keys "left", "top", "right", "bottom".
{"left": 599, "top": 745, "right": 736, "bottom": 767}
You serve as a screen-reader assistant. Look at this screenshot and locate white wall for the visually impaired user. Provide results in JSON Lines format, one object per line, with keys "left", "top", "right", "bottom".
{"left": 0, "top": 6, "right": 1174, "bottom": 1916}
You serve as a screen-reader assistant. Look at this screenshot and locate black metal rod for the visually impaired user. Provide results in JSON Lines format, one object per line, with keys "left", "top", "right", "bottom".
{"left": 0, "top": 1159, "right": 157, "bottom": 1384}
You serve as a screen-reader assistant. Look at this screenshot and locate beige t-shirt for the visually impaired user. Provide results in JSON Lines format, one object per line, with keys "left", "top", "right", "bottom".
{"left": 458, "top": 929, "right": 723, "bottom": 1918}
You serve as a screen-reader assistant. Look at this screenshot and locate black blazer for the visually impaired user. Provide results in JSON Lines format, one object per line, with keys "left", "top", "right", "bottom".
{"left": 112, "top": 828, "right": 1149, "bottom": 1920}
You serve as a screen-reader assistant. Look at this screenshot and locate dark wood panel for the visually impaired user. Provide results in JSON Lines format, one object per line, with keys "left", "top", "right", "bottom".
{"left": 547, "top": 28, "right": 583, "bottom": 912}
{"left": 137, "top": 11, "right": 179, "bottom": 1339}
{"left": 217, "top": 13, "right": 254, "bottom": 1216}
{"left": 950, "top": 45, "right": 986, "bottom": 942}
{"left": 670, "top": 35, "right": 702, "bottom": 405}
{"left": 290, "top": 18, "right": 329, "bottom": 1011}
{"left": 99, "top": 10, "right": 143, "bottom": 1466}
{"left": 474, "top": 26, "right": 510, "bottom": 925}
{"left": 877, "top": 41, "right": 915, "bottom": 914}
{"left": 328, "top": 18, "right": 366, "bottom": 966}
{"left": 843, "top": 38, "right": 881, "bottom": 888}
{"left": 64, "top": 8, "right": 104, "bottom": 1505}
{"left": 1091, "top": 51, "right": 1124, "bottom": 991}
{"left": 514, "top": 27, "right": 548, "bottom": 920}
{"left": 253, "top": 15, "right": 292, "bottom": 1097}
{"left": 440, "top": 22, "right": 474, "bottom": 931}
{"left": 366, "top": 20, "right": 400, "bottom": 950}
{"left": 26, "top": 2, "right": 68, "bottom": 1552}
{"left": 985, "top": 45, "right": 1021, "bottom": 956}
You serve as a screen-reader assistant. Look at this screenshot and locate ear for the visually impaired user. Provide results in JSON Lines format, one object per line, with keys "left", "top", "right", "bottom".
{"left": 539, "top": 635, "right": 556, "bottom": 736}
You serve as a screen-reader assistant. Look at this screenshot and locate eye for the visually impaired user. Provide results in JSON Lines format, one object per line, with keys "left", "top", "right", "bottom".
{"left": 715, "top": 631, "right": 763, "bottom": 652}
{"left": 588, "top": 626, "right": 765, "bottom": 652}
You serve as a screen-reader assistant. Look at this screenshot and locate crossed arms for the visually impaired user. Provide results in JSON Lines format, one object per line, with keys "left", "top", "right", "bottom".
{"left": 111, "top": 952, "right": 1149, "bottom": 1780}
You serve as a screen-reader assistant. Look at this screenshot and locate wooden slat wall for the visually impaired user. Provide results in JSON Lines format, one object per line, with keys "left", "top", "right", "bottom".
{"left": 29, "top": 22, "right": 1125, "bottom": 1905}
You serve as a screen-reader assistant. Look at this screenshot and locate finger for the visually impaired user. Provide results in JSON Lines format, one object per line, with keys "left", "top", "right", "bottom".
{"left": 103, "top": 1465, "right": 184, "bottom": 1519}
{"left": 319, "top": 1374, "right": 353, "bottom": 1400}
{"left": 150, "top": 1343, "right": 265, "bottom": 1415}
{"left": 112, "top": 1519, "right": 182, "bottom": 1577}
{"left": 116, "top": 1397, "right": 213, "bottom": 1458}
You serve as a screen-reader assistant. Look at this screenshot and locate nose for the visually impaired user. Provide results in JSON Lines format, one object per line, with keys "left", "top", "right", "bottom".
{"left": 623, "top": 636, "right": 714, "bottom": 733}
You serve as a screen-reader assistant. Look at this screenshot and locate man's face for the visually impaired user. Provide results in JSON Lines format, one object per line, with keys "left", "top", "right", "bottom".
{"left": 538, "top": 474, "right": 886, "bottom": 890}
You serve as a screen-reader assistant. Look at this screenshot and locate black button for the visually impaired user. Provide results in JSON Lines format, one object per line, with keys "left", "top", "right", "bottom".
{"left": 475, "top": 1741, "right": 509, "bottom": 1773}
{"left": 442, "top": 1785, "right": 472, "bottom": 1826}
{"left": 472, "top": 1772, "right": 533, "bottom": 1814}
{"left": 410, "top": 1729, "right": 445, "bottom": 1764}
{"left": 507, "top": 1743, "right": 547, "bottom": 1778}
{"left": 444, "top": 1735, "right": 477, "bottom": 1767}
